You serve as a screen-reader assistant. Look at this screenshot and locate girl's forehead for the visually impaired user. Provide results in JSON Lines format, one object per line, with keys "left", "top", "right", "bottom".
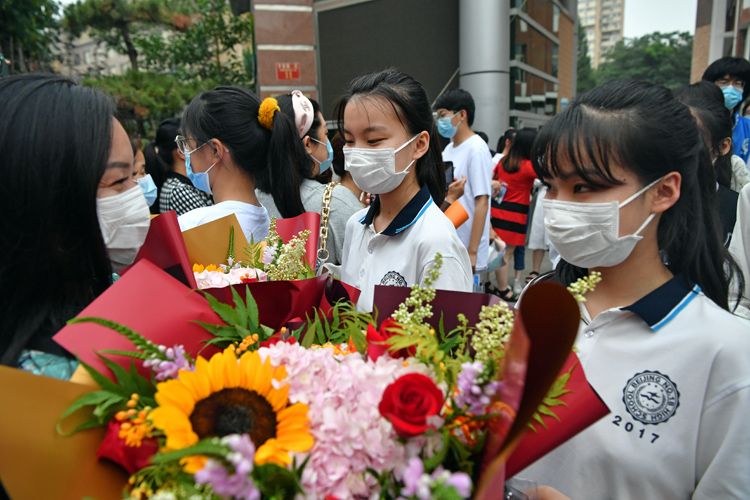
{"left": 345, "top": 95, "right": 401, "bottom": 128}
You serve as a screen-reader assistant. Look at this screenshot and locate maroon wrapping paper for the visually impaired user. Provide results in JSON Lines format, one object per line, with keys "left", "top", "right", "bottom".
{"left": 54, "top": 260, "right": 220, "bottom": 379}
{"left": 505, "top": 353, "right": 609, "bottom": 477}
{"left": 372, "top": 286, "right": 500, "bottom": 330}
{"left": 125, "top": 211, "right": 197, "bottom": 288}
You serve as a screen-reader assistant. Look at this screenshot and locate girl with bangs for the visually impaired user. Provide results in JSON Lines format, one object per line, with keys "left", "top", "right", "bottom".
{"left": 519, "top": 80, "right": 750, "bottom": 499}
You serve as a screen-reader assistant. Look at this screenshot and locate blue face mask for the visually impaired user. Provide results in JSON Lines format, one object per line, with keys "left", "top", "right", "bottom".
{"left": 437, "top": 114, "right": 461, "bottom": 139}
{"left": 185, "top": 151, "right": 216, "bottom": 195}
{"left": 310, "top": 137, "right": 333, "bottom": 174}
{"left": 722, "top": 85, "right": 743, "bottom": 111}
{"left": 137, "top": 174, "right": 158, "bottom": 206}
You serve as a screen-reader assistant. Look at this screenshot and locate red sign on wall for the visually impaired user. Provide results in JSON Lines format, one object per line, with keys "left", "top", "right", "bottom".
{"left": 276, "top": 62, "right": 300, "bottom": 81}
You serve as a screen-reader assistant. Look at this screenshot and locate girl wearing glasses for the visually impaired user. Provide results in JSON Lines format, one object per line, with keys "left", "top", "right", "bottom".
{"left": 176, "top": 86, "right": 301, "bottom": 242}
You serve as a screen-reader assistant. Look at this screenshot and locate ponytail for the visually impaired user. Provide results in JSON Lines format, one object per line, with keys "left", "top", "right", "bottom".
{"left": 255, "top": 96, "right": 306, "bottom": 218}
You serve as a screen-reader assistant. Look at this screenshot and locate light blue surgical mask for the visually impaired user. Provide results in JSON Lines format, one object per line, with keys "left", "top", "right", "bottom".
{"left": 137, "top": 173, "right": 158, "bottom": 206}
{"left": 185, "top": 151, "right": 217, "bottom": 195}
{"left": 722, "top": 85, "right": 743, "bottom": 111}
{"left": 310, "top": 137, "right": 333, "bottom": 174}
{"left": 437, "top": 114, "right": 462, "bottom": 139}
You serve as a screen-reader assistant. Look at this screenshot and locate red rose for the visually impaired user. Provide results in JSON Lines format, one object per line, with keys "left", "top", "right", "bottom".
{"left": 366, "top": 318, "right": 413, "bottom": 361}
{"left": 97, "top": 420, "right": 158, "bottom": 474}
{"left": 379, "top": 373, "right": 445, "bottom": 438}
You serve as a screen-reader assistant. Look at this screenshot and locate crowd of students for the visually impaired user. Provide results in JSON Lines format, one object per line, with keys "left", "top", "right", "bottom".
{"left": 2, "top": 56, "right": 750, "bottom": 498}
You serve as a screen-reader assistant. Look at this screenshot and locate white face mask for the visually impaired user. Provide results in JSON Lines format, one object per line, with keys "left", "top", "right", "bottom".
{"left": 543, "top": 178, "right": 661, "bottom": 269}
{"left": 343, "top": 135, "right": 419, "bottom": 194}
{"left": 97, "top": 184, "right": 151, "bottom": 272}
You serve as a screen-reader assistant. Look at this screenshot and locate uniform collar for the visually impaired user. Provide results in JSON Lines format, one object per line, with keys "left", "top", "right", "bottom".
{"left": 622, "top": 274, "right": 700, "bottom": 332}
{"left": 359, "top": 185, "right": 432, "bottom": 236}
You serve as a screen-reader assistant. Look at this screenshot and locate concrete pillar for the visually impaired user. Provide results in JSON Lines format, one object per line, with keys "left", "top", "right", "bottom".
{"left": 459, "top": 0, "right": 510, "bottom": 147}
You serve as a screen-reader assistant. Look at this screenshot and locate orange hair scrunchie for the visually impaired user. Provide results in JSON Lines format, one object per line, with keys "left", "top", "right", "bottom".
{"left": 258, "top": 97, "right": 280, "bottom": 130}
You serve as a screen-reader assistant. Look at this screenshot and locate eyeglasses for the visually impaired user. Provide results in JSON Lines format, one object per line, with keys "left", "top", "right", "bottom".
{"left": 175, "top": 135, "right": 209, "bottom": 156}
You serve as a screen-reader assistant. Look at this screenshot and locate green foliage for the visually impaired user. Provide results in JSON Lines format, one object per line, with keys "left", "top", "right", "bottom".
{"left": 198, "top": 286, "right": 274, "bottom": 349}
{"left": 576, "top": 23, "right": 596, "bottom": 93}
{"left": 0, "top": 0, "right": 59, "bottom": 73}
{"left": 57, "top": 357, "right": 156, "bottom": 436}
{"left": 594, "top": 31, "right": 693, "bottom": 90}
{"left": 82, "top": 70, "right": 213, "bottom": 136}
{"left": 69, "top": 316, "right": 165, "bottom": 360}
{"left": 298, "top": 301, "right": 371, "bottom": 350}
{"left": 529, "top": 365, "right": 574, "bottom": 431}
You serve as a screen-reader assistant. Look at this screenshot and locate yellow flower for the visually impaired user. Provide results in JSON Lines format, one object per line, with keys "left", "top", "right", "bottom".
{"left": 193, "top": 263, "right": 205, "bottom": 273}
{"left": 150, "top": 348, "right": 313, "bottom": 472}
{"left": 205, "top": 264, "right": 219, "bottom": 272}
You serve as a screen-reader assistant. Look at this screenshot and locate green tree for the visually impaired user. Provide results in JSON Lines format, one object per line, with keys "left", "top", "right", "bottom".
{"left": 135, "top": 0, "right": 255, "bottom": 86}
{"left": 594, "top": 31, "right": 693, "bottom": 90}
{"left": 577, "top": 23, "right": 596, "bottom": 94}
{"left": 63, "top": 0, "right": 168, "bottom": 72}
{"left": 0, "top": 0, "right": 59, "bottom": 73}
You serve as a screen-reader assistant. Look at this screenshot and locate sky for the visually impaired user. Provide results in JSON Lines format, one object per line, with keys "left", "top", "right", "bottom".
{"left": 624, "top": 0, "right": 698, "bottom": 38}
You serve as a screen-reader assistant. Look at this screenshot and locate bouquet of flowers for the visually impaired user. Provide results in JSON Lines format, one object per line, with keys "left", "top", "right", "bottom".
{"left": 47, "top": 256, "right": 606, "bottom": 499}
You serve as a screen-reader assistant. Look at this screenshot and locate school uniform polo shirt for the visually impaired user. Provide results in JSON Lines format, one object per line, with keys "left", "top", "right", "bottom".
{"left": 339, "top": 185, "right": 472, "bottom": 311}
{"left": 520, "top": 275, "right": 750, "bottom": 499}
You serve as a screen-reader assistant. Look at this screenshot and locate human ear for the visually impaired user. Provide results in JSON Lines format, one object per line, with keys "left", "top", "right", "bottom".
{"left": 650, "top": 172, "right": 681, "bottom": 215}
{"left": 412, "top": 130, "right": 431, "bottom": 161}
{"left": 302, "top": 135, "right": 314, "bottom": 155}
{"left": 210, "top": 139, "right": 228, "bottom": 161}
{"left": 719, "top": 137, "right": 732, "bottom": 157}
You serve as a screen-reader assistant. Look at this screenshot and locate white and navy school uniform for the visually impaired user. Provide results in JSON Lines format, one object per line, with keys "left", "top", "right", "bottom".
{"left": 519, "top": 275, "right": 750, "bottom": 499}
{"left": 340, "top": 185, "right": 472, "bottom": 311}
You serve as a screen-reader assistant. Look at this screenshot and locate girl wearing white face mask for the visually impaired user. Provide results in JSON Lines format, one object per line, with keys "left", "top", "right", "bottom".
{"left": 0, "top": 74, "right": 150, "bottom": 380}
{"left": 517, "top": 81, "right": 750, "bottom": 499}
{"left": 335, "top": 69, "right": 472, "bottom": 311}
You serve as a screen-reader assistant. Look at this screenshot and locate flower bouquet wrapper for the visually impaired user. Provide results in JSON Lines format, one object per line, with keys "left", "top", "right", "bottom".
{"left": 0, "top": 366, "right": 127, "bottom": 499}
{"left": 53, "top": 260, "right": 221, "bottom": 379}
{"left": 504, "top": 353, "right": 609, "bottom": 477}
{"left": 475, "top": 280, "right": 583, "bottom": 499}
{"left": 203, "top": 275, "right": 329, "bottom": 330}
{"left": 274, "top": 211, "right": 321, "bottom": 267}
{"left": 373, "top": 285, "right": 500, "bottom": 331}
{"left": 182, "top": 213, "right": 250, "bottom": 266}
{"left": 126, "top": 210, "right": 197, "bottom": 288}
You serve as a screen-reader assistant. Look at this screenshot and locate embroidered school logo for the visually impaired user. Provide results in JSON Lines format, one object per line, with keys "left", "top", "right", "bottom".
{"left": 380, "top": 271, "right": 407, "bottom": 287}
{"left": 622, "top": 370, "right": 680, "bottom": 425}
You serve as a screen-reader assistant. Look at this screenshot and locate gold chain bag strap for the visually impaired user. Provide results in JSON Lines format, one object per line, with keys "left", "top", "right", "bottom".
{"left": 316, "top": 181, "right": 338, "bottom": 270}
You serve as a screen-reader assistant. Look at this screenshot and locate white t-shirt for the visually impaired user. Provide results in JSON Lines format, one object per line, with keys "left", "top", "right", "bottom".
{"left": 442, "top": 134, "right": 493, "bottom": 270}
{"left": 339, "top": 185, "right": 472, "bottom": 311}
{"left": 178, "top": 200, "right": 270, "bottom": 243}
{"left": 519, "top": 277, "right": 750, "bottom": 499}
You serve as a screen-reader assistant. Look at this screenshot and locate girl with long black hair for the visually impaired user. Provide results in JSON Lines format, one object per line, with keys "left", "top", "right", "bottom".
{"left": 335, "top": 69, "right": 472, "bottom": 311}
{"left": 519, "top": 80, "right": 750, "bottom": 498}
{"left": 0, "top": 74, "right": 150, "bottom": 376}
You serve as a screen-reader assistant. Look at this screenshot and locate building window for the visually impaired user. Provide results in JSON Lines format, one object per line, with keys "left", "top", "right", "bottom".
{"left": 553, "top": 5, "right": 560, "bottom": 32}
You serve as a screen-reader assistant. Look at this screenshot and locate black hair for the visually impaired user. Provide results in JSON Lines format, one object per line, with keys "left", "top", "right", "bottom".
{"left": 702, "top": 56, "right": 750, "bottom": 103}
{"left": 143, "top": 117, "right": 180, "bottom": 192}
{"left": 336, "top": 68, "right": 447, "bottom": 204}
{"left": 0, "top": 74, "right": 114, "bottom": 365}
{"left": 675, "top": 81, "right": 733, "bottom": 188}
{"left": 433, "top": 88, "right": 476, "bottom": 126}
{"left": 182, "top": 86, "right": 305, "bottom": 218}
{"left": 502, "top": 127, "right": 536, "bottom": 174}
{"left": 495, "top": 128, "right": 517, "bottom": 154}
{"left": 476, "top": 130, "right": 489, "bottom": 144}
{"left": 533, "top": 79, "right": 741, "bottom": 310}
{"left": 331, "top": 132, "right": 346, "bottom": 178}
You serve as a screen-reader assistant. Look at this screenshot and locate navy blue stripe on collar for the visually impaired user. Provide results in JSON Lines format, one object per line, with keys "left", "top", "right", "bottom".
{"left": 622, "top": 274, "right": 700, "bottom": 332}
{"left": 359, "top": 185, "right": 432, "bottom": 236}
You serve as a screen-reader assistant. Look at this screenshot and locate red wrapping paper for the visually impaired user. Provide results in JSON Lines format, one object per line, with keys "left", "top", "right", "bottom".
{"left": 126, "top": 211, "right": 197, "bottom": 288}
{"left": 274, "top": 212, "right": 320, "bottom": 267}
{"left": 372, "top": 286, "right": 500, "bottom": 331}
{"left": 53, "top": 260, "right": 221, "bottom": 379}
{"left": 505, "top": 353, "right": 608, "bottom": 477}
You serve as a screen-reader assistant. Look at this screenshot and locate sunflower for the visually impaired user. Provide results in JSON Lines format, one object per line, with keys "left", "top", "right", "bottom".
{"left": 150, "top": 348, "right": 313, "bottom": 472}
